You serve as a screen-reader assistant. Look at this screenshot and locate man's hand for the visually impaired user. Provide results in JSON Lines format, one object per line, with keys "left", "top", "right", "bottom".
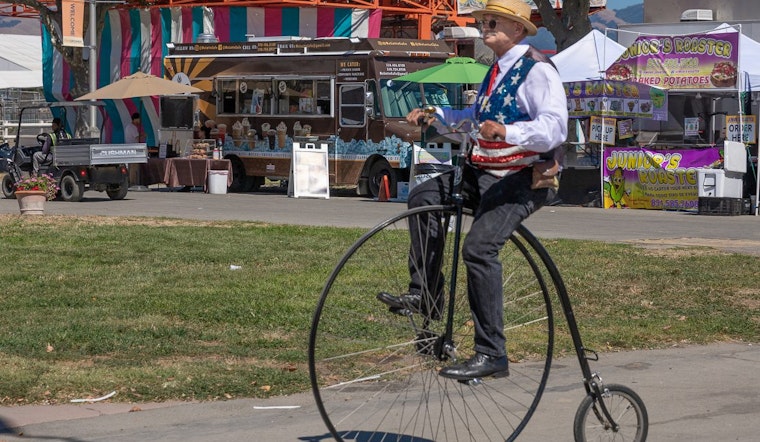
{"left": 406, "top": 108, "right": 425, "bottom": 126}
{"left": 478, "top": 120, "right": 506, "bottom": 141}
{"left": 406, "top": 108, "right": 436, "bottom": 126}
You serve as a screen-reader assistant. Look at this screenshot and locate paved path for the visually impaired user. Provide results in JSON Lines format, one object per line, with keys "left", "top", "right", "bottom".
{"left": 0, "top": 189, "right": 759, "bottom": 441}
{"left": 0, "top": 343, "right": 757, "bottom": 441}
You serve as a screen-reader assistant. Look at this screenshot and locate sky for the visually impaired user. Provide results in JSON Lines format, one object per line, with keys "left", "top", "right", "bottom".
{"left": 607, "top": 0, "right": 643, "bottom": 9}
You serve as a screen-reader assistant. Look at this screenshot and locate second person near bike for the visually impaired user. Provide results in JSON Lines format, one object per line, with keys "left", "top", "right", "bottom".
{"left": 377, "top": 0, "right": 568, "bottom": 380}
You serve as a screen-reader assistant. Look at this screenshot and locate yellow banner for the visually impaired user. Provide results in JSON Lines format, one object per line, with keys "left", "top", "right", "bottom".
{"left": 62, "top": 0, "right": 85, "bottom": 47}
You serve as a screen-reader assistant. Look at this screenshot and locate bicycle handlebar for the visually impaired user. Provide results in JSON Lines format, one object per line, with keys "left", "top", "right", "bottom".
{"left": 419, "top": 105, "right": 480, "bottom": 146}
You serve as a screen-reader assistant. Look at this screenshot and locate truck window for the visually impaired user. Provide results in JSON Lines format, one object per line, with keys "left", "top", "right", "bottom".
{"left": 220, "top": 80, "right": 237, "bottom": 114}
{"left": 381, "top": 81, "right": 419, "bottom": 118}
{"left": 275, "top": 78, "right": 332, "bottom": 116}
{"left": 241, "top": 80, "right": 272, "bottom": 115}
{"left": 380, "top": 80, "right": 466, "bottom": 117}
{"left": 339, "top": 84, "right": 366, "bottom": 127}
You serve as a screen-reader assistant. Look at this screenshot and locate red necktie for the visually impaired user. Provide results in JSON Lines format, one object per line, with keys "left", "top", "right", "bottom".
{"left": 486, "top": 63, "right": 500, "bottom": 95}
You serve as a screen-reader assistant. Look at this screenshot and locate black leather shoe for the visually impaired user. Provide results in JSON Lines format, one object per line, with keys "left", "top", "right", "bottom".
{"left": 438, "top": 353, "right": 509, "bottom": 380}
{"left": 376, "top": 291, "right": 442, "bottom": 320}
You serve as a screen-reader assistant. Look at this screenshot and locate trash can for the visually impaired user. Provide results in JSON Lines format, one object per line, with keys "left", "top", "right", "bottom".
{"left": 208, "top": 170, "right": 229, "bottom": 194}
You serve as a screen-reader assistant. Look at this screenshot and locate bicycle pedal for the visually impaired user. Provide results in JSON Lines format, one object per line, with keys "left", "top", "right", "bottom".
{"left": 389, "top": 306, "right": 413, "bottom": 317}
{"left": 458, "top": 378, "right": 483, "bottom": 386}
{"left": 455, "top": 369, "right": 509, "bottom": 385}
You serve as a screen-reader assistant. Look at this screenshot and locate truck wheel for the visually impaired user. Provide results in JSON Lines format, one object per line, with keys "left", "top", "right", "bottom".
{"left": 59, "top": 175, "right": 84, "bottom": 202}
{"left": 107, "top": 178, "right": 129, "bottom": 200}
{"left": 251, "top": 176, "right": 265, "bottom": 191}
{"left": 2, "top": 174, "right": 16, "bottom": 199}
{"left": 368, "top": 160, "right": 396, "bottom": 198}
{"left": 229, "top": 158, "right": 254, "bottom": 192}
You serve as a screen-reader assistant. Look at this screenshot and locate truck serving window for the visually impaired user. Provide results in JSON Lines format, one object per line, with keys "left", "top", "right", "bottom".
{"left": 275, "top": 79, "right": 330, "bottom": 116}
{"left": 216, "top": 78, "right": 332, "bottom": 117}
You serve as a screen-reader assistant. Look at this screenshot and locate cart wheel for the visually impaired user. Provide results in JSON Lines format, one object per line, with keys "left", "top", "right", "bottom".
{"left": 2, "top": 174, "right": 17, "bottom": 199}
{"left": 59, "top": 175, "right": 84, "bottom": 202}
{"left": 107, "top": 177, "right": 129, "bottom": 200}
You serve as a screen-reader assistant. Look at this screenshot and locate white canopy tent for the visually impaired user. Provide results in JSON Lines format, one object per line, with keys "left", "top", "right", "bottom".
{"left": 0, "top": 34, "right": 42, "bottom": 89}
{"left": 708, "top": 23, "right": 760, "bottom": 91}
{"left": 550, "top": 29, "right": 627, "bottom": 82}
{"left": 707, "top": 24, "right": 760, "bottom": 215}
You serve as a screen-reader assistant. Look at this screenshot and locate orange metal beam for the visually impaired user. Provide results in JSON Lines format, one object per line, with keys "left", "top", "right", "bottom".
{"left": 0, "top": 2, "right": 52, "bottom": 18}
{"left": 2, "top": 1, "right": 603, "bottom": 36}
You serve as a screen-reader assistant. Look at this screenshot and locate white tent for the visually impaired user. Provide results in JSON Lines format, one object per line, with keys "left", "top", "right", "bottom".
{"left": 0, "top": 34, "right": 42, "bottom": 89}
{"left": 551, "top": 29, "right": 627, "bottom": 83}
{"left": 708, "top": 23, "right": 760, "bottom": 91}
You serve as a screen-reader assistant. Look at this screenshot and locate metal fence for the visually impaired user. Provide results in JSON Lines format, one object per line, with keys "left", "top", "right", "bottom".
{"left": 0, "top": 89, "right": 52, "bottom": 145}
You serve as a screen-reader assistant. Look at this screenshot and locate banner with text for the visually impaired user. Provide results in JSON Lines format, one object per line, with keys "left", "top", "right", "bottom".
{"left": 606, "top": 31, "right": 740, "bottom": 90}
{"left": 565, "top": 80, "right": 668, "bottom": 121}
{"left": 603, "top": 146, "right": 721, "bottom": 211}
{"left": 62, "top": 0, "right": 85, "bottom": 47}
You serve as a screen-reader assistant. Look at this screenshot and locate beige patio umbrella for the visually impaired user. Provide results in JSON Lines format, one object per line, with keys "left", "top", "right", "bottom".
{"left": 75, "top": 72, "right": 202, "bottom": 100}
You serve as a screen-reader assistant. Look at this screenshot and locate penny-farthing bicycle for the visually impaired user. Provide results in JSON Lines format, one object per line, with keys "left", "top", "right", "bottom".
{"left": 308, "top": 109, "right": 648, "bottom": 441}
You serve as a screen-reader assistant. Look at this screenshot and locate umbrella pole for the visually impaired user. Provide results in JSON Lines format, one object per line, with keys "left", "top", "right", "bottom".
{"left": 129, "top": 98, "right": 151, "bottom": 192}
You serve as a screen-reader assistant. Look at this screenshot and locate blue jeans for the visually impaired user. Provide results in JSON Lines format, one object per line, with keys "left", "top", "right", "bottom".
{"left": 406, "top": 164, "right": 556, "bottom": 358}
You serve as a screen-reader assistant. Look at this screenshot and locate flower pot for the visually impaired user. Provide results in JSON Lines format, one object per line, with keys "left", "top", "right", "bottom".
{"left": 15, "top": 190, "right": 47, "bottom": 215}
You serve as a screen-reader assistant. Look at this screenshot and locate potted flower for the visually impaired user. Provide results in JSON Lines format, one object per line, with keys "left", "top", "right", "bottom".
{"left": 14, "top": 173, "right": 59, "bottom": 215}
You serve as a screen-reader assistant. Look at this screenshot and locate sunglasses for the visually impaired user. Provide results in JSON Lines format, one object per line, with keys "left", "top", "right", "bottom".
{"left": 478, "top": 19, "right": 501, "bottom": 30}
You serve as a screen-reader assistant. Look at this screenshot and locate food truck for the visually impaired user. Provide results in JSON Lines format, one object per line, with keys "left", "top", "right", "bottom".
{"left": 163, "top": 37, "right": 462, "bottom": 196}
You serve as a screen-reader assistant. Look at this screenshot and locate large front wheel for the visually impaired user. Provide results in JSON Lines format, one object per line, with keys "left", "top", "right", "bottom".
{"left": 309, "top": 206, "right": 557, "bottom": 441}
{"left": 573, "top": 383, "right": 649, "bottom": 442}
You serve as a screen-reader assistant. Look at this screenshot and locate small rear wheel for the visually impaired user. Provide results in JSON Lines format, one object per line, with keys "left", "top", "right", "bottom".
{"left": 2, "top": 174, "right": 16, "bottom": 199}
{"left": 59, "top": 174, "right": 84, "bottom": 202}
{"left": 573, "top": 383, "right": 648, "bottom": 442}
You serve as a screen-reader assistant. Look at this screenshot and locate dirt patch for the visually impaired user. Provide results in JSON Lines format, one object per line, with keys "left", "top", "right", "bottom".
{"left": 622, "top": 238, "right": 760, "bottom": 257}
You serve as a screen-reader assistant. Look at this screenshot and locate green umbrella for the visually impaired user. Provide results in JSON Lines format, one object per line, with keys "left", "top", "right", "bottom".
{"left": 393, "top": 57, "right": 489, "bottom": 84}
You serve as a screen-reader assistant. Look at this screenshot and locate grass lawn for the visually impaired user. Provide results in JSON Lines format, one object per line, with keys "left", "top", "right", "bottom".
{"left": 0, "top": 215, "right": 757, "bottom": 405}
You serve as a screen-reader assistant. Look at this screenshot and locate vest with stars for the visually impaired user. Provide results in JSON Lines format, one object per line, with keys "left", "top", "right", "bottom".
{"left": 471, "top": 53, "right": 544, "bottom": 177}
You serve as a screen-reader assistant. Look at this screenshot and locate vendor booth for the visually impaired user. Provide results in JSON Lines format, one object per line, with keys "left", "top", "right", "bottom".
{"left": 562, "top": 25, "right": 759, "bottom": 214}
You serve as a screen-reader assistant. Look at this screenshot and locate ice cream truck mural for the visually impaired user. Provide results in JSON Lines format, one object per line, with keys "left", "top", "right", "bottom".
{"left": 163, "top": 37, "right": 464, "bottom": 196}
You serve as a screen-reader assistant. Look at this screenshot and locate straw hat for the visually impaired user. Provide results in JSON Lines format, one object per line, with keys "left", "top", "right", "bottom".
{"left": 471, "top": 0, "right": 538, "bottom": 36}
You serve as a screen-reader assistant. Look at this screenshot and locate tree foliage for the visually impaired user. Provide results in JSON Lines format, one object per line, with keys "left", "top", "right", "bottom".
{"left": 535, "top": 0, "right": 593, "bottom": 51}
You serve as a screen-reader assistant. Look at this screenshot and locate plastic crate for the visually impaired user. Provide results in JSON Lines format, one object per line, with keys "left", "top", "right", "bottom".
{"left": 697, "top": 197, "right": 744, "bottom": 216}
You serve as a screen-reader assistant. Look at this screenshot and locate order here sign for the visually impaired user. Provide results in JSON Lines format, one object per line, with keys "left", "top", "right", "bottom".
{"left": 726, "top": 115, "right": 757, "bottom": 144}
